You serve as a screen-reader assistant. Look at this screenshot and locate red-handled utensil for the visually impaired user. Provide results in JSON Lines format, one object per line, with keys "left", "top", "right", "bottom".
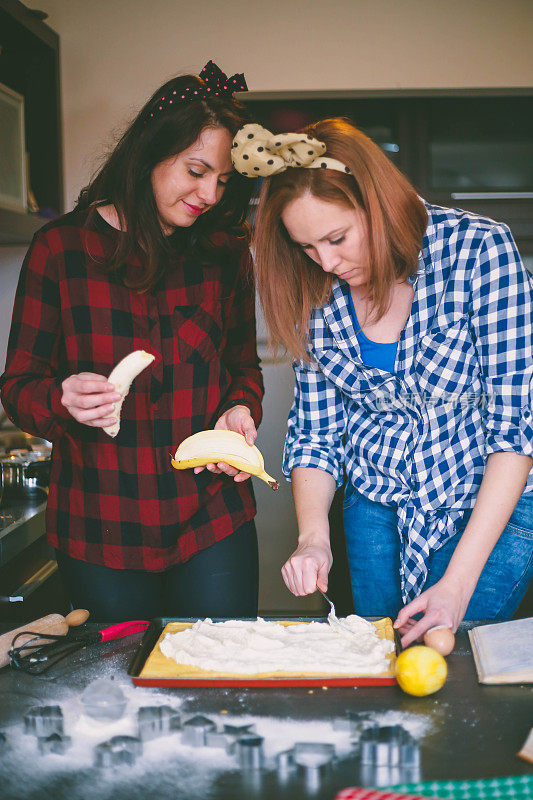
{"left": 94, "top": 621, "right": 150, "bottom": 642}
{"left": 9, "top": 620, "right": 150, "bottom": 674}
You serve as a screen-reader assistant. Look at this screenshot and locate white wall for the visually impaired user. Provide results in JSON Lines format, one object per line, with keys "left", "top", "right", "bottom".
{"left": 36, "top": 0, "right": 533, "bottom": 210}
{"left": 0, "top": 248, "right": 25, "bottom": 372}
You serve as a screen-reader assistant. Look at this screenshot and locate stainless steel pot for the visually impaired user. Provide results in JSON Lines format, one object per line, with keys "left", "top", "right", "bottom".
{"left": 0, "top": 454, "right": 50, "bottom": 503}
{"left": 0, "top": 429, "right": 52, "bottom": 452}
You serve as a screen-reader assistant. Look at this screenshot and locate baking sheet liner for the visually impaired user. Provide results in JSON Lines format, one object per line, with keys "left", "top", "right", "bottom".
{"left": 130, "top": 617, "right": 397, "bottom": 687}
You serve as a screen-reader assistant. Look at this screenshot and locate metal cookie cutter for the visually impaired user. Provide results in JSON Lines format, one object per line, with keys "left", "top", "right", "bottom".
{"left": 360, "top": 724, "right": 420, "bottom": 766}
{"left": 235, "top": 734, "right": 264, "bottom": 769}
{"left": 205, "top": 722, "right": 256, "bottom": 751}
{"left": 359, "top": 725, "right": 421, "bottom": 788}
{"left": 24, "top": 706, "right": 64, "bottom": 737}
{"left": 137, "top": 705, "right": 181, "bottom": 741}
{"left": 275, "top": 742, "right": 336, "bottom": 788}
{"left": 276, "top": 748, "right": 295, "bottom": 773}
{"left": 94, "top": 735, "right": 143, "bottom": 768}
{"left": 333, "top": 711, "right": 374, "bottom": 741}
{"left": 181, "top": 715, "right": 216, "bottom": 746}
{"left": 38, "top": 732, "right": 72, "bottom": 755}
{"left": 293, "top": 742, "right": 336, "bottom": 791}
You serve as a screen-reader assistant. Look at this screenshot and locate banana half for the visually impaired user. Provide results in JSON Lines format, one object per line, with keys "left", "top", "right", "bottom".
{"left": 103, "top": 350, "right": 155, "bottom": 438}
{"left": 171, "top": 430, "right": 279, "bottom": 490}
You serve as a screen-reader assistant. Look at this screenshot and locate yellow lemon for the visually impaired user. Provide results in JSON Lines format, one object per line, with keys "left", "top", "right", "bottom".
{"left": 395, "top": 645, "right": 447, "bottom": 696}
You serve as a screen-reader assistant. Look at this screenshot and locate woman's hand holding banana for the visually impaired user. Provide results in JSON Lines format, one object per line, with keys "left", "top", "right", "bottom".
{"left": 194, "top": 405, "right": 257, "bottom": 483}
{"left": 61, "top": 350, "right": 155, "bottom": 434}
{"left": 61, "top": 373, "right": 122, "bottom": 428}
{"left": 172, "top": 423, "right": 279, "bottom": 489}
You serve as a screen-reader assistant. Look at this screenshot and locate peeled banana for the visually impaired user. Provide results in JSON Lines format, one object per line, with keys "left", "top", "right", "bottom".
{"left": 171, "top": 430, "right": 279, "bottom": 490}
{"left": 103, "top": 350, "right": 155, "bottom": 438}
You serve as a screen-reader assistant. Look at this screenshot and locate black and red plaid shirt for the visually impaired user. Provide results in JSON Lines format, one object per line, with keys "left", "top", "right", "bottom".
{"left": 0, "top": 207, "right": 264, "bottom": 570}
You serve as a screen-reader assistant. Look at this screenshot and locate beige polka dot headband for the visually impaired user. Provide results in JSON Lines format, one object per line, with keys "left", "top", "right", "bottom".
{"left": 231, "top": 123, "right": 351, "bottom": 178}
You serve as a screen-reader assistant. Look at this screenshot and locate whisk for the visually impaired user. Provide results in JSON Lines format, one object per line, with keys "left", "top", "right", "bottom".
{"left": 9, "top": 620, "right": 149, "bottom": 675}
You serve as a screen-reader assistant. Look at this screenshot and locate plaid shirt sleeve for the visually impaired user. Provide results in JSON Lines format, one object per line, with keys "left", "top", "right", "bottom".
{"left": 0, "top": 231, "right": 71, "bottom": 441}
{"left": 1, "top": 212, "right": 263, "bottom": 572}
{"left": 217, "top": 246, "right": 264, "bottom": 426}
{"left": 470, "top": 223, "right": 533, "bottom": 457}
{"left": 283, "top": 353, "right": 348, "bottom": 486}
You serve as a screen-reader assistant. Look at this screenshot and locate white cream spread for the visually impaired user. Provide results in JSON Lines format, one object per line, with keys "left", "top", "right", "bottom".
{"left": 159, "top": 616, "right": 394, "bottom": 675}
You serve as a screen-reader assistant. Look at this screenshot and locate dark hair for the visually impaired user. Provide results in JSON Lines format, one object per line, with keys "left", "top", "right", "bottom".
{"left": 77, "top": 73, "right": 252, "bottom": 292}
{"left": 253, "top": 118, "right": 427, "bottom": 360}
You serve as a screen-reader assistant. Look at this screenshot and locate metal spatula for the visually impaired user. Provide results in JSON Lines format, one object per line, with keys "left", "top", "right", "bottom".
{"left": 317, "top": 588, "right": 355, "bottom": 635}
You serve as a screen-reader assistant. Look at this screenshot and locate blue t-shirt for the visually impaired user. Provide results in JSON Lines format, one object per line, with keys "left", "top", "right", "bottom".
{"left": 347, "top": 290, "right": 398, "bottom": 373}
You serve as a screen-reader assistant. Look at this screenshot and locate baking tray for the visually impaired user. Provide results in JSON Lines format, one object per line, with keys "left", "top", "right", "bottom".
{"left": 127, "top": 617, "right": 400, "bottom": 687}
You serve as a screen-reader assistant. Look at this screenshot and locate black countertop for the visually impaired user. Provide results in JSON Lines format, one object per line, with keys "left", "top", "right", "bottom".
{"left": 0, "top": 622, "right": 531, "bottom": 800}
{"left": 0, "top": 494, "right": 47, "bottom": 566}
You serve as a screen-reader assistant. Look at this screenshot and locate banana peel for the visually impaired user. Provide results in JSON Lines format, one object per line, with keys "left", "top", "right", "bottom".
{"left": 171, "top": 430, "right": 279, "bottom": 490}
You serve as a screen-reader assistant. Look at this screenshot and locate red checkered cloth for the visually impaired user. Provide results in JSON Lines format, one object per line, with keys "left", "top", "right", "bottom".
{"left": 335, "top": 790, "right": 436, "bottom": 800}
{"left": 0, "top": 207, "right": 264, "bottom": 570}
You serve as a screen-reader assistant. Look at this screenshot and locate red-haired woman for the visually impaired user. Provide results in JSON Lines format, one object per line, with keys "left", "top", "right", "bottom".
{"left": 233, "top": 118, "right": 533, "bottom": 645}
{"left": 1, "top": 63, "right": 264, "bottom": 621}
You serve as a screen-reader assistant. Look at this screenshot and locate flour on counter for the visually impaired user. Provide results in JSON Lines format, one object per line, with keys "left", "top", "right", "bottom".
{"left": 159, "top": 616, "right": 394, "bottom": 674}
{"left": 0, "top": 673, "right": 434, "bottom": 800}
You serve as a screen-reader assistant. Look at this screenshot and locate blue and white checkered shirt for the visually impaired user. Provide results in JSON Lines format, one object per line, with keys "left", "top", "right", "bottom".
{"left": 283, "top": 201, "right": 533, "bottom": 602}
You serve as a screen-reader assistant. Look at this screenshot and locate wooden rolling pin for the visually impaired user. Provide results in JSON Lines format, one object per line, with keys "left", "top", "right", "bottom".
{"left": 0, "top": 609, "right": 89, "bottom": 668}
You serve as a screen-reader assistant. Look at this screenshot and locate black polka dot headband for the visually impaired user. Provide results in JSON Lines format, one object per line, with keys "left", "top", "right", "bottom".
{"left": 231, "top": 123, "right": 351, "bottom": 178}
{"left": 146, "top": 60, "right": 247, "bottom": 122}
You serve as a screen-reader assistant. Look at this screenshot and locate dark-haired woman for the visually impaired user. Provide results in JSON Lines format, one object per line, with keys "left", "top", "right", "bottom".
{"left": 232, "top": 119, "right": 533, "bottom": 645}
{"left": 0, "top": 62, "right": 264, "bottom": 621}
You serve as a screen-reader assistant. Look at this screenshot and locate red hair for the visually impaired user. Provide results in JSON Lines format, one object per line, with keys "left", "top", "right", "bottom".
{"left": 253, "top": 118, "right": 427, "bottom": 360}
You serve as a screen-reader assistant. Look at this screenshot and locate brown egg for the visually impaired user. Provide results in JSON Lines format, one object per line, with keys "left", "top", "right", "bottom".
{"left": 424, "top": 626, "right": 455, "bottom": 656}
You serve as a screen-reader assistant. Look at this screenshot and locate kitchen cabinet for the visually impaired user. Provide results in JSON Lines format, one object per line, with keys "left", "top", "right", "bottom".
{"left": 423, "top": 97, "right": 532, "bottom": 192}
{"left": 0, "top": 0, "right": 63, "bottom": 244}
{"left": 245, "top": 89, "right": 533, "bottom": 254}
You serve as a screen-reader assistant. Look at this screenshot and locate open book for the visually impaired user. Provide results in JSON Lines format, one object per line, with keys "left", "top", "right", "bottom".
{"left": 519, "top": 728, "right": 533, "bottom": 763}
{"left": 468, "top": 618, "right": 533, "bottom": 684}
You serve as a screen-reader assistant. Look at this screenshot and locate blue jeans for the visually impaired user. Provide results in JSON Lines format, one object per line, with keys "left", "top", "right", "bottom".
{"left": 343, "top": 489, "right": 533, "bottom": 618}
